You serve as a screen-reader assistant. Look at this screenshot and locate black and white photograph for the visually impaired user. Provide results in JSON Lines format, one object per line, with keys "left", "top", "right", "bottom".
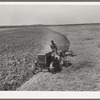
{"left": 0, "top": 2, "right": 100, "bottom": 93}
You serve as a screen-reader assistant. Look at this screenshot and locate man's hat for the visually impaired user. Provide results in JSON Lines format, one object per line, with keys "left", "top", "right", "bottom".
{"left": 51, "top": 40, "right": 54, "bottom": 43}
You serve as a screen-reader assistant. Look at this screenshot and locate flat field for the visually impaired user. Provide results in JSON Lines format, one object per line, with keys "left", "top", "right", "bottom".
{"left": 0, "top": 26, "right": 69, "bottom": 90}
{"left": 18, "top": 24, "right": 100, "bottom": 91}
{"left": 48, "top": 24, "right": 100, "bottom": 91}
{"left": 1, "top": 24, "right": 100, "bottom": 91}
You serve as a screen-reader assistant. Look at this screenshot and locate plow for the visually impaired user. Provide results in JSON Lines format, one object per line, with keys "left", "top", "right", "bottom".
{"left": 33, "top": 49, "right": 75, "bottom": 74}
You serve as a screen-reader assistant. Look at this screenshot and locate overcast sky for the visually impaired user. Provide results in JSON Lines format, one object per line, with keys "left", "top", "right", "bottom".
{"left": 0, "top": 5, "right": 100, "bottom": 26}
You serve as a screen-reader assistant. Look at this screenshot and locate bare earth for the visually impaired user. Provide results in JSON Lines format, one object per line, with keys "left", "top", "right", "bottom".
{"left": 18, "top": 24, "right": 100, "bottom": 91}
{"left": 0, "top": 26, "right": 69, "bottom": 90}
{"left": 0, "top": 24, "right": 100, "bottom": 91}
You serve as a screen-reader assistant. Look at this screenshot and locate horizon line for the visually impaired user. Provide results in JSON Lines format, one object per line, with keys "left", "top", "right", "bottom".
{"left": 0, "top": 22, "right": 100, "bottom": 28}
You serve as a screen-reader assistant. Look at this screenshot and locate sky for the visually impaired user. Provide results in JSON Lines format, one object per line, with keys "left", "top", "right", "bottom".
{"left": 0, "top": 5, "right": 100, "bottom": 26}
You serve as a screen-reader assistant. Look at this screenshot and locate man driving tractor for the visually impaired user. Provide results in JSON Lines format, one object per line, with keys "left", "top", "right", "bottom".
{"left": 50, "top": 40, "right": 58, "bottom": 53}
{"left": 50, "top": 40, "right": 58, "bottom": 60}
{"left": 49, "top": 40, "right": 64, "bottom": 73}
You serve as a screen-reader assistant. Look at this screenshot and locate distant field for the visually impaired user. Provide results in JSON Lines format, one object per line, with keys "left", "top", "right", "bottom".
{"left": 1, "top": 24, "right": 100, "bottom": 91}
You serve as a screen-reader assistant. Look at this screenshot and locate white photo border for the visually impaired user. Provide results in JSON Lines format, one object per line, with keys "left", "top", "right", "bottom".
{"left": 0, "top": 2, "right": 100, "bottom": 99}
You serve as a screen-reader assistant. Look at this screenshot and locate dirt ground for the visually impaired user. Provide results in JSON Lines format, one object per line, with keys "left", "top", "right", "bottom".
{"left": 18, "top": 24, "right": 100, "bottom": 91}
{"left": 1, "top": 24, "right": 100, "bottom": 91}
{"left": 0, "top": 26, "right": 69, "bottom": 90}
{"left": 49, "top": 24, "right": 100, "bottom": 91}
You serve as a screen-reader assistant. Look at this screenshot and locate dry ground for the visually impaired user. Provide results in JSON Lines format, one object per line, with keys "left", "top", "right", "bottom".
{"left": 0, "top": 27, "right": 69, "bottom": 90}
{"left": 18, "top": 24, "right": 100, "bottom": 91}
{"left": 49, "top": 25, "right": 100, "bottom": 91}
{"left": 1, "top": 24, "right": 100, "bottom": 91}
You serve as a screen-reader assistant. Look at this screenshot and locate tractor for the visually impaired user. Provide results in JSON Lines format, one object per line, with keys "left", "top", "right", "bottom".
{"left": 34, "top": 50, "right": 75, "bottom": 74}
{"left": 34, "top": 51, "right": 63, "bottom": 74}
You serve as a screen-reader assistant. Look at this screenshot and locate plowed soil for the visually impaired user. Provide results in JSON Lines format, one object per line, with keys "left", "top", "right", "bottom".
{"left": 0, "top": 26, "right": 69, "bottom": 90}
{"left": 18, "top": 24, "right": 100, "bottom": 91}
